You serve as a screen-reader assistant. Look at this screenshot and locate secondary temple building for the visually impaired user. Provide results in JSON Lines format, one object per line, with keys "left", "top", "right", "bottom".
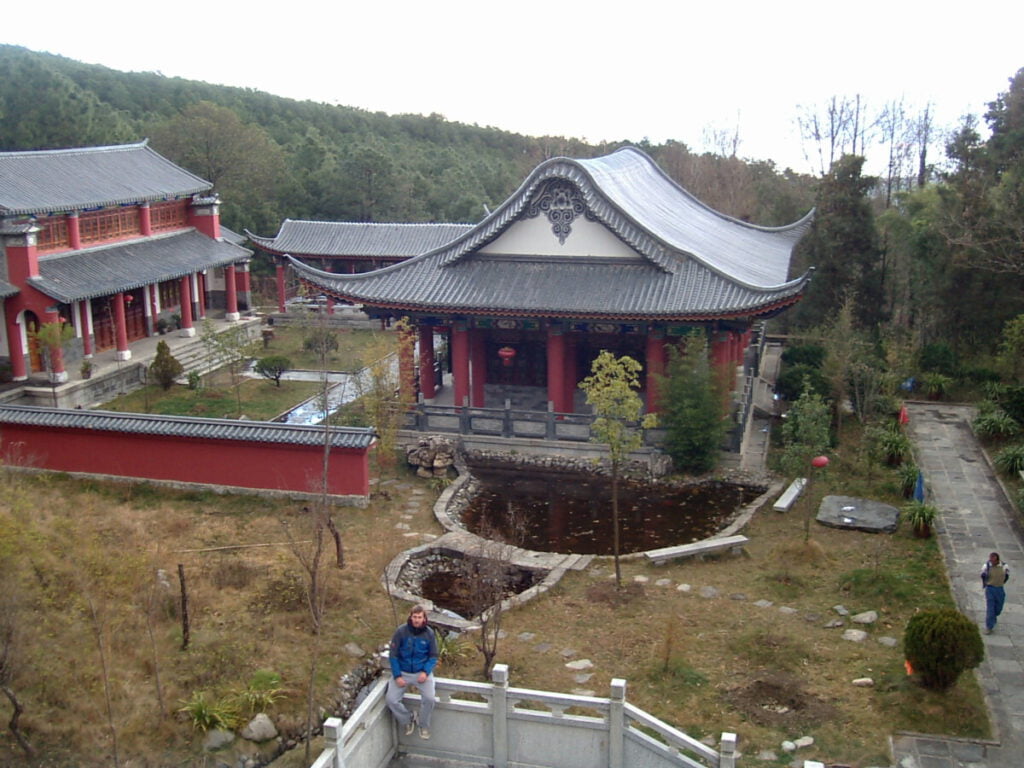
{"left": 288, "top": 146, "right": 814, "bottom": 415}
{"left": 0, "top": 141, "right": 252, "bottom": 382}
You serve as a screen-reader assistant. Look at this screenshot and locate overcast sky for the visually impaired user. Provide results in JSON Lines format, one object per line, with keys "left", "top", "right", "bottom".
{"left": 4, "top": 1, "right": 1022, "bottom": 174}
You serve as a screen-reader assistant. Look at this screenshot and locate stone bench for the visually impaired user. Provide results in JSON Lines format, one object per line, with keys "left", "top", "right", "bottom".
{"left": 644, "top": 535, "right": 749, "bottom": 565}
{"left": 773, "top": 477, "right": 807, "bottom": 512}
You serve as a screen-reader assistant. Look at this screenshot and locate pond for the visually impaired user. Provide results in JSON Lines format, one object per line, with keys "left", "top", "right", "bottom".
{"left": 461, "top": 465, "right": 763, "bottom": 556}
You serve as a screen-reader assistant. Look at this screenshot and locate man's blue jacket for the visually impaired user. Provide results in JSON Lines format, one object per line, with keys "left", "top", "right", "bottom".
{"left": 389, "top": 620, "right": 438, "bottom": 677}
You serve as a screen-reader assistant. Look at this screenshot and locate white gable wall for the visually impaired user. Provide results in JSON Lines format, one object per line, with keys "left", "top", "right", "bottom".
{"left": 477, "top": 215, "right": 640, "bottom": 258}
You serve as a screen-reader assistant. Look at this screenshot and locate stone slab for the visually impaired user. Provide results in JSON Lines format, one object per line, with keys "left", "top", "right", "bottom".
{"left": 816, "top": 495, "right": 900, "bottom": 533}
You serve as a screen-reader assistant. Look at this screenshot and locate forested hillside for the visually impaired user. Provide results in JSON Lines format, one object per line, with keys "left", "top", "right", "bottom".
{"left": 3, "top": 45, "right": 1023, "bottom": 362}
{"left": 0, "top": 45, "right": 813, "bottom": 237}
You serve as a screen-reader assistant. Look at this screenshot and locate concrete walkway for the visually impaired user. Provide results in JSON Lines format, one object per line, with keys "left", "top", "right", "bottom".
{"left": 894, "top": 403, "right": 1024, "bottom": 768}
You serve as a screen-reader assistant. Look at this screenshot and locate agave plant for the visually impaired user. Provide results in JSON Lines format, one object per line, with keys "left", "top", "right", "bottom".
{"left": 903, "top": 500, "right": 938, "bottom": 538}
{"left": 994, "top": 443, "right": 1024, "bottom": 476}
{"left": 973, "top": 409, "right": 1020, "bottom": 439}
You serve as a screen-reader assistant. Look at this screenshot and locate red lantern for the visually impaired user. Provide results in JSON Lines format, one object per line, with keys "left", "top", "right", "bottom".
{"left": 498, "top": 346, "right": 516, "bottom": 367}
{"left": 811, "top": 455, "right": 829, "bottom": 468}
{"left": 124, "top": 294, "right": 134, "bottom": 305}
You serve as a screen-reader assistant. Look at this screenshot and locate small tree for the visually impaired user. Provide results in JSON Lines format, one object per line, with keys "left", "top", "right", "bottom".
{"left": 29, "top": 320, "right": 75, "bottom": 405}
{"left": 200, "top": 320, "right": 257, "bottom": 416}
{"left": 353, "top": 318, "right": 415, "bottom": 482}
{"left": 579, "top": 351, "right": 657, "bottom": 588}
{"left": 904, "top": 609, "right": 984, "bottom": 691}
{"left": 660, "top": 333, "right": 725, "bottom": 473}
{"left": 254, "top": 355, "right": 291, "bottom": 387}
{"left": 149, "top": 341, "right": 183, "bottom": 390}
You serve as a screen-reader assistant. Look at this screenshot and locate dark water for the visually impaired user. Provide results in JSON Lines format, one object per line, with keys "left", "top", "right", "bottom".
{"left": 463, "top": 466, "right": 762, "bottom": 556}
{"left": 419, "top": 559, "right": 541, "bottom": 619}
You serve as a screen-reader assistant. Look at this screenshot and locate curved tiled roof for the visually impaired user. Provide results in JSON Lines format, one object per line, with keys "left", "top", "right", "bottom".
{"left": 0, "top": 405, "right": 375, "bottom": 449}
{"left": 288, "top": 146, "right": 813, "bottom": 322}
{"left": 0, "top": 141, "right": 212, "bottom": 216}
{"left": 246, "top": 220, "right": 474, "bottom": 258}
{"left": 0, "top": 278, "right": 18, "bottom": 298}
{"left": 32, "top": 229, "right": 251, "bottom": 303}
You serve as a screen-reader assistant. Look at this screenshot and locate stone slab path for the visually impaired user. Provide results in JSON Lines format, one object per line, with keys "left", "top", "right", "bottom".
{"left": 894, "top": 403, "right": 1024, "bottom": 768}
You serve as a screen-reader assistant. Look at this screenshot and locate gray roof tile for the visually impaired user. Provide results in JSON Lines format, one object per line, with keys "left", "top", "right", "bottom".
{"left": 0, "top": 279, "right": 18, "bottom": 298}
{"left": 247, "top": 220, "right": 473, "bottom": 258}
{"left": 0, "top": 405, "right": 375, "bottom": 449}
{"left": 32, "top": 229, "right": 251, "bottom": 303}
{"left": 0, "top": 141, "right": 212, "bottom": 215}
{"left": 288, "top": 147, "right": 812, "bottom": 321}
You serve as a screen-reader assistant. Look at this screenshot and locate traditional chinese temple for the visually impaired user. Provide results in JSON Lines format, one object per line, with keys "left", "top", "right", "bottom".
{"left": 0, "top": 141, "right": 252, "bottom": 382}
{"left": 288, "top": 146, "right": 814, "bottom": 414}
{"left": 248, "top": 220, "right": 474, "bottom": 311}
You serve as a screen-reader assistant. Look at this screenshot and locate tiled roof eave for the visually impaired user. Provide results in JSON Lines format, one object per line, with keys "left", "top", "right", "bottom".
{"left": 0, "top": 405, "right": 376, "bottom": 449}
{"left": 32, "top": 232, "right": 252, "bottom": 304}
{"left": 301, "top": 281, "right": 807, "bottom": 324}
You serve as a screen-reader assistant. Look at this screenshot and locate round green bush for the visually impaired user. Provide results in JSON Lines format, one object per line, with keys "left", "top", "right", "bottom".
{"left": 903, "top": 609, "right": 983, "bottom": 691}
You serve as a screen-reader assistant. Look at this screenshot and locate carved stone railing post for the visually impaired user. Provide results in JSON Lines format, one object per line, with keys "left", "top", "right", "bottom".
{"left": 609, "top": 678, "right": 626, "bottom": 768}
{"left": 719, "top": 731, "right": 737, "bottom": 768}
{"left": 323, "top": 717, "right": 344, "bottom": 768}
{"left": 492, "top": 664, "right": 509, "bottom": 768}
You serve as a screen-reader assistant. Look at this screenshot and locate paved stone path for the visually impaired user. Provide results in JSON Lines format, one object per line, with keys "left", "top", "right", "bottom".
{"left": 893, "top": 404, "right": 1024, "bottom": 768}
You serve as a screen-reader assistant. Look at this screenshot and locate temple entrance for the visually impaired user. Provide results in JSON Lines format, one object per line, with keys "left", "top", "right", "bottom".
{"left": 24, "top": 311, "right": 42, "bottom": 373}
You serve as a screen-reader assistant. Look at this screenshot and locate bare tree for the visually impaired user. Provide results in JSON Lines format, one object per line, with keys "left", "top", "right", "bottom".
{"left": 798, "top": 94, "right": 873, "bottom": 175}
{"left": 0, "top": 593, "right": 34, "bottom": 759}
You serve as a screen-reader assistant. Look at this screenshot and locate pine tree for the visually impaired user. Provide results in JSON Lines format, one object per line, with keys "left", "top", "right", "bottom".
{"left": 661, "top": 333, "right": 725, "bottom": 473}
{"left": 149, "top": 341, "right": 183, "bottom": 391}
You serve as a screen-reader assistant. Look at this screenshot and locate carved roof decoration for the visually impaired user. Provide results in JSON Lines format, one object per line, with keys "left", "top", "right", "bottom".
{"left": 288, "top": 146, "right": 814, "bottom": 322}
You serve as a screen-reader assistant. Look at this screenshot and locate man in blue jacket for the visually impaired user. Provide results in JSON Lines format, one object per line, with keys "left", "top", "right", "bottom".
{"left": 386, "top": 605, "right": 438, "bottom": 739}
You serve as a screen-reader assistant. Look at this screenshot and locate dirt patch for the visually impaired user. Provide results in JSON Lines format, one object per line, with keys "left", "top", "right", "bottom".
{"left": 723, "top": 673, "right": 837, "bottom": 729}
{"left": 586, "top": 580, "right": 646, "bottom": 606}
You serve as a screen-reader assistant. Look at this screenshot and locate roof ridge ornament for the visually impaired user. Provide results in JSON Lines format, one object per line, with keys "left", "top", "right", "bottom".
{"left": 524, "top": 179, "right": 594, "bottom": 245}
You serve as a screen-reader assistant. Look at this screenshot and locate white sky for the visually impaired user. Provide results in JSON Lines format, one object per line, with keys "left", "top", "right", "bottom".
{"left": 4, "top": 1, "right": 1022, "bottom": 175}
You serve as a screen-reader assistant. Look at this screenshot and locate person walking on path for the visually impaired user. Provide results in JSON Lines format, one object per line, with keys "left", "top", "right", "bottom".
{"left": 386, "top": 605, "right": 438, "bottom": 739}
{"left": 982, "top": 552, "right": 1010, "bottom": 634}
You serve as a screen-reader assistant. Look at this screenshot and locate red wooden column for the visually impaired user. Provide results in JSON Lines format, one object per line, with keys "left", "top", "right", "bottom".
{"left": 139, "top": 203, "right": 152, "bottom": 236}
{"left": 562, "top": 331, "right": 577, "bottom": 414}
{"left": 276, "top": 262, "right": 287, "bottom": 314}
{"left": 418, "top": 324, "right": 436, "bottom": 401}
{"left": 79, "top": 300, "right": 93, "bottom": 357}
{"left": 645, "top": 328, "right": 666, "bottom": 414}
{"left": 225, "top": 264, "right": 240, "bottom": 321}
{"left": 547, "top": 323, "right": 567, "bottom": 413}
{"left": 452, "top": 322, "right": 470, "bottom": 409}
{"left": 197, "top": 273, "right": 207, "bottom": 319}
{"left": 398, "top": 321, "right": 416, "bottom": 405}
{"left": 67, "top": 212, "right": 81, "bottom": 250}
{"left": 5, "top": 308, "right": 27, "bottom": 381}
{"left": 470, "top": 328, "right": 486, "bottom": 407}
{"left": 179, "top": 276, "right": 195, "bottom": 337}
{"left": 114, "top": 293, "right": 131, "bottom": 361}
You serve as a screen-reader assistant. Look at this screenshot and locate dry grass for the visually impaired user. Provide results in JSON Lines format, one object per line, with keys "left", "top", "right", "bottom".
{"left": 0, "top": 468, "right": 439, "bottom": 767}
{"left": 0, "top": 448, "right": 990, "bottom": 767}
{"left": 439, "top": 485, "right": 990, "bottom": 767}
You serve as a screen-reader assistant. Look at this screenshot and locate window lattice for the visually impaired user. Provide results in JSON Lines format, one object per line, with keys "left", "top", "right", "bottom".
{"left": 79, "top": 208, "right": 141, "bottom": 244}
{"left": 36, "top": 217, "right": 69, "bottom": 251}
{"left": 151, "top": 201, "right": 188, "bottom": 231}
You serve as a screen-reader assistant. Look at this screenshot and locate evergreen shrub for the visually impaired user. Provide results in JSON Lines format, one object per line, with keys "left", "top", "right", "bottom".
{"left": 994, "top": 443, "right": 1024, "bottom": 476}
{"left": 918, "top": 343, "right": 957, "bottom": 376}
{"left": 149, "top": 340, "right": 184, "bottom": 390}
{"left": 780, "top": 344, "right": 826, "bottom": 369}
{"left": 776, "top": 364, "right": 829, "bottom": 401}
{"left": 903, "top": 609, "right": 983, "bottom": 691}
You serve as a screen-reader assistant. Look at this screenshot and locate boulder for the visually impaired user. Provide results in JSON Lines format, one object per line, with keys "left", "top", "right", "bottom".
{"left": 241, "top": 713, "right": 278, "bottom": 743}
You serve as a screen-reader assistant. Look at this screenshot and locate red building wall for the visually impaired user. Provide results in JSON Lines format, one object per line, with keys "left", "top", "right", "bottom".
{"left": 1, "top": 424, "right": 370, "bottom": 498}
